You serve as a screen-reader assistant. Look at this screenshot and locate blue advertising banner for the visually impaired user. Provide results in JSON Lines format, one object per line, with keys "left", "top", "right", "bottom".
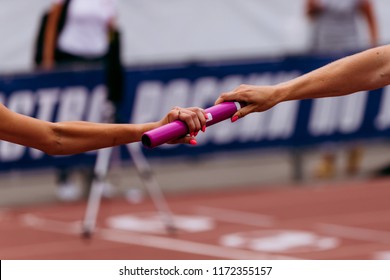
{"left": 1, "top": 55, "right": 390, "bottom": 171}
{"left": 0, "top": 69, "right": 107, "bottom": 170}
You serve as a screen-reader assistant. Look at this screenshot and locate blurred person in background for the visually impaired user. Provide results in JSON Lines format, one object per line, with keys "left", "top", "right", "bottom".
{"left": 34, "top": 0, "right": 123, "bottom": 201}
{"left": 305, "top": 0, "right": 378, "bottom": 179}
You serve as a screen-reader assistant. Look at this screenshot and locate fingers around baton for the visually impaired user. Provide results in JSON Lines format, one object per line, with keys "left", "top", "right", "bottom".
{"left": 188, "top": 107, "right": 207, "bottom": 133}
{"left": 179, "top": 109, "right": 198, "bottom": 135}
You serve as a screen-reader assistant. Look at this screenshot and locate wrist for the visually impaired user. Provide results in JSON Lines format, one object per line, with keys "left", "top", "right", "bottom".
{"left": 134, "top": 122, "right": 159, "bottom": 141}
{"left": 273, "top": 83, "right": 290, "bottom": 104}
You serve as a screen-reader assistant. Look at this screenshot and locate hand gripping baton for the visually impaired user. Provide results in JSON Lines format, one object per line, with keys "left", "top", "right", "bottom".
{"left": 141, "top": 102, "right": 243, "bottom": 148}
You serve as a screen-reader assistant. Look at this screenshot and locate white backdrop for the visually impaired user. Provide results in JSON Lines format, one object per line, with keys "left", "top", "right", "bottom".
{"left": 0, "top": 0, "right": 389, "bottom": 73}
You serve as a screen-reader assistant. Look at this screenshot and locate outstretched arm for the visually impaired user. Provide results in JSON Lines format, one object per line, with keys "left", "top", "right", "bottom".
{"left": 0, "top": 104, "right": 206, "bottom": 155}
{"left": 216, "top": 45, "right": 390, "bottom": 120}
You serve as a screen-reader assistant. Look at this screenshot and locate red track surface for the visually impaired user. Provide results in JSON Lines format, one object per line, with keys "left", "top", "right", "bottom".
{"left": 1, "top": 178, "right": 390, "bottom": 260}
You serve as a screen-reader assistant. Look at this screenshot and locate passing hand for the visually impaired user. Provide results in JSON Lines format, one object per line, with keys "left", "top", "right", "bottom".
{"left": 215, "top": 84, "right": 280, "bottom": 122}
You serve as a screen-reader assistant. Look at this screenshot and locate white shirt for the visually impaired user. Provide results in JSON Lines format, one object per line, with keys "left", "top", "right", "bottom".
{"left": 54, "top": 0, "right": 117, "bottom": 58}
{"left": 310, "top": 0, "right": 368, "bottom": 52}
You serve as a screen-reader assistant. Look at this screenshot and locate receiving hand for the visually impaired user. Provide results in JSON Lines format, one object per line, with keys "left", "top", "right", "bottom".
{"left": 159, "top": 106, "right": 208, "bottom": 145}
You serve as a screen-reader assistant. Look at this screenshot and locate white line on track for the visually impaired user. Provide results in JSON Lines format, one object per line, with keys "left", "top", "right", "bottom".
{"left": 20, "top": 214, "right": 82, "bottom": 235}
{"left": 317, "top": 223, "right": 390, "bottom": 244}
{"left": 99, "top": 228, "right": 297, "bottom": 260}
{"left": 195, "top": 206, "right": 276, "bottom": 227}
{"left": 19, "top": 214, "right": 297, "bottom": 260}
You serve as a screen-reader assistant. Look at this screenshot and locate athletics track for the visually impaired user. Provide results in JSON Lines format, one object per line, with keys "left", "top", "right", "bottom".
{"left": 1, "top": 178, "right": 390, "bottom": 260}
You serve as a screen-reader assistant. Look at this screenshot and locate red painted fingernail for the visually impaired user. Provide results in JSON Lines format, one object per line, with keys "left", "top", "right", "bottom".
{"left": 190, "top": 139, "right": 197, "bottom": 145}
{"left": 231, "top": 115, "right": 239, "bottom": 123}
{"left": 194, "top": 131, "right": 198, "bottom": 136}
{"left": 202, "top": 125, "right": 206, "bottom": 132}
{"left": 190, "top": 132, "right": 194, "bottom": 137}
{"left": 205, "top": 114, "right": 209, "bottom": 119}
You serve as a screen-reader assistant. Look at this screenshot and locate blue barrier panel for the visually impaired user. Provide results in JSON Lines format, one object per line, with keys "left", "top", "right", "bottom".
{"left": 0, "top": 69, "right": 106, "bottom": 170}
{"left": 123, "top": 56, "right": 390, "bottom": 158}
{"left": 1, "top": 55, "right": 390, "bottom": 171}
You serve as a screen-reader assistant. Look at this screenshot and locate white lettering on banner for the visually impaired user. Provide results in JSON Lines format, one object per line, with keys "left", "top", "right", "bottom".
{"left": 191, "top": 77, "right": 219, "bottom": 107}
{"left": 339, "top": 91, "right": 367, "bottom": 133}
{"left": 131, "top": 81, "right": 164, "bottom": 124}
{"left": 57, "top": 87, "right": 88, "bottom": 122}
{"left": 0, "top": 91, "right": 35, "bottom": 161}
{"left": 246, "top": 72, "right": 274, "bottom": 86}
{"left": 273, "top": 71, "right": 301, "bottom": 84}
{"left": 219, "top": 75, "right": 245, "bottom": 93}
{"left": 131, "top": 72, "right": 301, "bottom": 146}
{"left": 35, "top": 88, "right": 60, "bottom": 121}
{"left": 309, "top": 97, "right": 338, "bottom": 136}
{"left": 233, "top": 102, "right": 299, "bottom": 143}
{"left": 207, "top": 118, "right": 235, "bottom": 145}
{"left": 237, "top": 113, "right": 267, "bottom": 142}
{"left": 161, "top": 79, "right": 191, "bottom": 112}
{"left": 0, "top": 85, "right": 106, "bottom": 163}
{"left": 245, "top": 71, "right": 301, "bottom": 87}
{"left": 267, "top": 101, "right": 299, "bottom": 140}
{"left": 86, "top": 85, "right": 107, "bottom": 123}
{"left": 375, "top": 86, "right": 390, "bottom": 130}
{"left": 84, "top": 86, "right": 108, "bottom": 155}
{"left": 309, "top": 91, "right": 367, "bottom": 136}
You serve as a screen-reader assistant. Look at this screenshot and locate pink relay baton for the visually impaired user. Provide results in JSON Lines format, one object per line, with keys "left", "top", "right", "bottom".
{"left": 141, "top": 102, "right": 243, "bottom": 148}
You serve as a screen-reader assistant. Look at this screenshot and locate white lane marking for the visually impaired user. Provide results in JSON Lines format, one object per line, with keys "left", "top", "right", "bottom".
{"left": 195, "top": 206, "right": 276, "bottom": 227}
{"left": 100, "top": 228, "right": 298, "bottom": 260}
{"left": 220, "top": 230, "right": 339, "bottom": 253}
{"left": 20, "top": 214, "right": 82, "bottom": 235}
{"left": 317, "top": 223, "right": 390, "bottom": 244}
{"left": 19, "top": 214, "right": 297, "bottom": 260}
{"left": 106, "top": 213, "right": 214, "bottom": 234}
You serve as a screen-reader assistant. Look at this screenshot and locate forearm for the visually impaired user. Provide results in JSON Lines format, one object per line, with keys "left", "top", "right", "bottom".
{"left": 0, "top": 107, "right": 159, "bottom": 155}
{"left": 46, "top": 121, "right": 159, "bottom": 155}
{"left": 277, "top": 46, "right": 390, "bottom": 103}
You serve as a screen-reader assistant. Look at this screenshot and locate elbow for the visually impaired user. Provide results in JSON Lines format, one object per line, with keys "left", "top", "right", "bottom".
{"left": 40, "top": 139, "right": 64, "bottom": 156}
{"left": 40, "top": 123, "right": 66, "bottom": 156}
{"left": 42, "top": 144, "right": 62, "bottom": 156}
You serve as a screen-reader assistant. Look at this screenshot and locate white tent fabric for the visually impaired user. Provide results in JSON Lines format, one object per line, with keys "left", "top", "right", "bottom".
{"left": 0, "top": 0, "right": 389, "bottom": 74}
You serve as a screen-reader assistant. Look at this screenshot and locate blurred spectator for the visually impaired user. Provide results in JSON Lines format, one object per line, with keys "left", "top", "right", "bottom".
{"left": 305, "top": 0, "right": 378, "bottom": 178}
{"left": 307, "top": 0, "right": 378, "bottom": 53}
{"left": 35, "top": 0, "right": 123, "bottom": 201}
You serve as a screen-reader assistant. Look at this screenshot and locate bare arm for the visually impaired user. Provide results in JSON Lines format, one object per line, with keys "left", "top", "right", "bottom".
{"left": 216, "top": 45, "right": 390, "bottom": 119}
{"left": 42, "top": 3, "right": 62, "bottom": 69}
{"left": 0, "top": 104, "right": 206, "bottom": 155}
